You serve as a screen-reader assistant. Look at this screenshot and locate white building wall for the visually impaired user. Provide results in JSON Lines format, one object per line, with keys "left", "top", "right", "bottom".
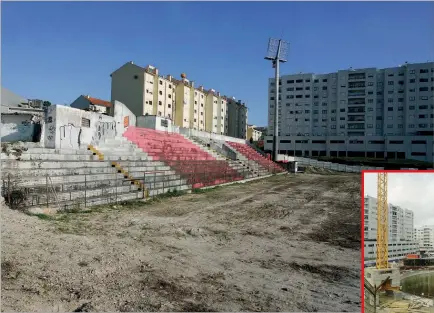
{"left": 414, "top": 225, "right": 434, "bottom": 249}
{"left": 364, "top": 195, "right": 418, "bottom": 261}
{"left": 266, "top": 62, "right": 434, "bottom": 162}
{"left": 44, "top": 105, "right": 117, "bottom": 149}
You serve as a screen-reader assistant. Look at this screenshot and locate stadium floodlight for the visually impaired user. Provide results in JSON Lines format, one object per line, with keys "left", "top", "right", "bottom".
{"left": 264, "top": 38, "right": 289, "bottom": 162}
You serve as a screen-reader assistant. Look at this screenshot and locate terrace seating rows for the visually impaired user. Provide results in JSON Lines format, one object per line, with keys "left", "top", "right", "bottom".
{"left": 225, "top": 141, "right": 285, "bottom": 173}
{"left": 124, "top": 127, "right": 243, "bottom": 188}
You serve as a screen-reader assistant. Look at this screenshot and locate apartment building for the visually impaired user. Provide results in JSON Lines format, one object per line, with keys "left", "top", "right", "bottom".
{"left": 111, "top": 62, "right": 176, "bottom": 118}
{"left": 226, "top": 97, "right": 248, "bottom": 139}
{"left": 364, "top": 195, "right": 418, "bottom": 261}
{"left": 111, "top": 62, "right": 247, "bottom": 136}
{"left": 414, "top": 225, "right": 434, "bottom": 249}
{"left": 191, "top": 86, "right": 206, "bottom": 131}
{"left": 265, "top": 62, "right": 434, "bottom": 162}
{"left": 247, "top": 125, "right": 263, "bottom": 142}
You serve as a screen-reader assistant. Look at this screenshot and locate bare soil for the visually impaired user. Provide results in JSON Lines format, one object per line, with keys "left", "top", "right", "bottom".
{"left": 1, "top": 173, "right": 361, "bottom": 312}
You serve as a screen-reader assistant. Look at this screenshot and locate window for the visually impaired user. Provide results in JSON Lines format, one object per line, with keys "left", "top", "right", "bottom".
{"left": 159, "top": 91, "right": 163, "bottom": 95}
{"left": 398, "top": 107, "right": 403, "bottom": 111}
{"left": 388, "top": 98, "right": 393, "bottom": 103}
{"left": 419, "top": 105, "right": 428, "bottom": 110}
{"left": 340, "top": 108, "right": 345, "bottom": 112}
{"left": 331, "top": 125, "right": 336, "bottom": 129}
{"left": 158, "top": 101, "right": 162, "bottom": 106}
{"left": 367, "top": 124, "right": 373, "bottom": 128}
{"left": 420, "top": 96, "right": 429, "bottom": 100}
{"left": 159, "top": 80, "right": 163, "bottom": 85}
{"left": 420, "top": 69, "right": 429, "bottom": 73}
{"left": 287, "top": 80, "right": 294, "bottom": 84}
{"left": 409, "top": 97, "right": 415, "bottom": 101}
{"left": 305, "top": 87, "right": 310, "bottom": 90}
{"left": 168, "top": 94, "right": 171, "bottom": 99}
{"left": 305, "top": 95, "right": 311, "bottom": 98}
{"left": 368, "top": 99, "right": 373, "bottom": 103}
{"left": 322, "top": 86, "right": 327, "bottom": 90}
{"left": 387, "top": 124, "right": 393, "bottom": 128}
{"left": 322, "top": 79, "right": 328, "bottom": 82}
{"left": 81, "top": 118, "right": 90, "bottom": 128}
{"left": 420, "top": 87, "right": 429, "bottom": 92}
{"left": 388, "top": 107, "right": 393, "bottom": 111}
{"left": 149, "top": 100, "right": 153, "bottom": 105}
{"left": 388, "top": 81, "right": 394, "bottom": 85}
{"left": 409, "top": 79, "right": 416, "bottom": 83}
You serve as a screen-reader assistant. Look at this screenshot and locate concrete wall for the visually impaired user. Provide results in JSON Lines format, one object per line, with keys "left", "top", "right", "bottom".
{"left": 44, "top": 105, "right": 116, "bottom": 149}
{"left": 137, "top": 115, "right": 176, "bottom": 132}
{"left": 1, "top": 114, "right": 36, "bottom": 142}
{"left": 178, "top": 127, "right": 246, "bottom": 144}
{"left": 113, "top": 100, "right": 136, "bottom": 135}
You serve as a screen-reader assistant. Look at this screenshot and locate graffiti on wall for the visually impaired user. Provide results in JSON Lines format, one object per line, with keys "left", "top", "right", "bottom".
{"left": 59, "top": 124, "right": 82, "bottom": 149}
{"left": 91, "top": 121, "right": 116, "bottom": 145}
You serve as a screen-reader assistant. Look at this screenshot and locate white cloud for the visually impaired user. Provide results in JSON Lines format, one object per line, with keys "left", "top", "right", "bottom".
{"left": 364, "top": 173, "right": 434, "bottom": 227}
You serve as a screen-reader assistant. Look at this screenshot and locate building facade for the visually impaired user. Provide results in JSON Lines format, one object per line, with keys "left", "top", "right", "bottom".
{"left": 111, "top": 62, "right": 247, "bottom": 137}
{"left": 414, "top": 225, "right": 434, "bottom": 249}
{"left": 265, "top": 62, "right": 434, "bottom": 162}
{"left": 226, "top": 97, "right": 248, "bottom": 139}
{"left": 364, "top": 195, "right": 418, "bottom": 261}
{"left": 70, "top": 95, "right": 112, "bottom": 114}
{"left": 247, "top": 125, "right": 263, "bottom": 142}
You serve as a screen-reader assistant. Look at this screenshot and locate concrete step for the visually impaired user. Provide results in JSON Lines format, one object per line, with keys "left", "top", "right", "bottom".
{"left": 59, "top": 190, "right": 144, "bottom": 209}
{"left": 2, "top": 160, "right": 111, "bottom": 170}
{"left": 115, "top": 160, "right": 167, "bottom": 168}
{"left": 32, "top": 190, "right": 144, "bottom": 210}
{"left": 35, "top": 185, "right": 141, "bottom": 203}
{"left": 141, "top": 179, "right": 189, "bottom": 190}
{"left": 23, "top": 148, "right": 91, "bottom": 155}
{"left": 129, "top": 172, "right": 181, "bottom": 182}
{"left": 11, "top": 172, "right": 127, "bottom": 187}
{"left": 1, "top": 166, "right": 118, "bottom": 178}
{"left": 116, "top": 166, "right": 175, "bottom": 175}
{"left": 18, "top": 153, "right": 100, "bottom": 161}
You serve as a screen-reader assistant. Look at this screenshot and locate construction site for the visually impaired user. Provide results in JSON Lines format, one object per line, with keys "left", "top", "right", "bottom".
{"left": 1, "top": 103, "right": 361, "bottom": 311}
{"left": 364, "top": 173, "right": 434, "bottom": 313}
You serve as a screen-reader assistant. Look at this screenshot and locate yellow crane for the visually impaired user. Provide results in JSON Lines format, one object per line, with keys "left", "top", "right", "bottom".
{"left": 375, "top": 172, "right": 400, "bottom": 292}
{"left": 376, "top": 172, "right": 389, "bottom": 270}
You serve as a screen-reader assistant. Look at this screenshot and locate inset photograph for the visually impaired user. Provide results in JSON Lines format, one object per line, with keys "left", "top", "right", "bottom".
{"left": 363, "top": 171, "right": 434, "bottom": 313}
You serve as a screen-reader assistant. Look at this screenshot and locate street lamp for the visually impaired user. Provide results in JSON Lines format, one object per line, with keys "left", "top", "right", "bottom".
{"left": 265, "top": 38, "right": 289, "bottom": 162}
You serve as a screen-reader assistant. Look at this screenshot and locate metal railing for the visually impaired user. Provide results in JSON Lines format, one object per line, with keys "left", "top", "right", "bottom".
{"left": 294, "top": 157, "right": 384, "bottom": 173}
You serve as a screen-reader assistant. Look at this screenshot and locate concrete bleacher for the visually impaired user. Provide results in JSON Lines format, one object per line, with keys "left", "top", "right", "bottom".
{"left": 1, "top": 137, "right": 191, "bottom": 210}
{"left": 123, "top": 127, "right": 245, "bottom": 188}
{"left": 187, "top": 136, "right": 270, "bottom": 178}
{"left": 225, "top": 141, "right": 286, "bottom": 174}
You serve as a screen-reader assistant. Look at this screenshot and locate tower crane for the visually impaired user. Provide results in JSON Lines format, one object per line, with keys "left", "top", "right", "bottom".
{"left": 374, "top": 172, "right": 400, "bottom": 292}
{"left": 376, "top": 172, "right": 389, "bottom": 270}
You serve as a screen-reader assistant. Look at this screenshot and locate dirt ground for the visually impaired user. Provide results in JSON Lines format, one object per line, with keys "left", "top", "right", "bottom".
{"left": 1, "top": 173, "right": 361, "bottom": 312}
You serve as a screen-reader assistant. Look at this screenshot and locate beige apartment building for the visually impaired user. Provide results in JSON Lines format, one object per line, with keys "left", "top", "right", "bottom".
{"left": 111, "top": 62, "right": 248, "bottom": 138}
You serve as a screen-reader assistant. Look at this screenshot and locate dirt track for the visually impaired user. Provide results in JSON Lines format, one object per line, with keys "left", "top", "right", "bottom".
{"left": 1, "top": 173, "right": 361, "bottom": 312}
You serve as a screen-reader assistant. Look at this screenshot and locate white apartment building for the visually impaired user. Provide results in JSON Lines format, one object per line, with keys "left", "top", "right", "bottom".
{"left": 364, "top": 195, "right": 418, "bottom": 261}
{"left": 414, "top": 225, "right": 434, "bottom": 249}
{"left": 227, "top": 97, "right": 248, "bottom": 139}
{"left": 265, "top": 62, "right": 434, "bottom": 162}
{"left": 111, "top": 62, "right": 247, "bottom": 136}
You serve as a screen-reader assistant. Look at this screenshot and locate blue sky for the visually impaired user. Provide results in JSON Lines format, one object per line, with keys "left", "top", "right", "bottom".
{"left": 2, "top": 1, "right": 434, "bottom": 126}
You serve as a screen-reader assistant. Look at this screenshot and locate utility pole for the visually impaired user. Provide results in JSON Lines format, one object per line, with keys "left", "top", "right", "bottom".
{"left": 265, "top": 38, "right": 289, "bottom": 162}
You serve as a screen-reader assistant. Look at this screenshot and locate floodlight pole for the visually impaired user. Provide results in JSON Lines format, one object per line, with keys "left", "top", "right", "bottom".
{"left": 265, "top": 39, "right": 287, "bottom": 162}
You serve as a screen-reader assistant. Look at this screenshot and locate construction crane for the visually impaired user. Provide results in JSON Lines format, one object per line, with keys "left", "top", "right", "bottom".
{"left": 375, "top": 172, "right": 400, "bottom": 292}
{"left": 376, "top": 172, "right": 389, "bottom": 270}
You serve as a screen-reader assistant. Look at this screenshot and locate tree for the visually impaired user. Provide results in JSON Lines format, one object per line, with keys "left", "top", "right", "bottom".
{"left": 43, "top": 101, "right": 51, "bottom": 107}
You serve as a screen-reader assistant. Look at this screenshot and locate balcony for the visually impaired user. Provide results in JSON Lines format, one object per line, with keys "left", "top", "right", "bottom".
{"left": 348, "top": 98, "right": 366, "bottom": 105}
{"left": 348, "top": 90, "right": 366, "bottom": 97}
